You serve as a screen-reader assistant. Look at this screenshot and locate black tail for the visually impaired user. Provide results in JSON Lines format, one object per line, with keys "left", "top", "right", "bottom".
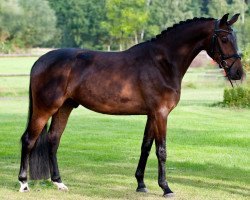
{"left": 29, "top": 125, "right": 50, "bottom": 180}
{"left": 23, "top": 80, "right": 50, "bottom": 180}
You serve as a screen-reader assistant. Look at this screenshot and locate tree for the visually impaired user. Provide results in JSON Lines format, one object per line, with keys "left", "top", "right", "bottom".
{"left": 0, "top": 1, "right": 22, "bottom": 43}
{"left": 145, "top": 0, "right": 194, "bottom": 40}
{"left": 101, "top": 0, "right": 148, "bottom": 50}
{"left": 207, "top": 0, "right": 229, "bottom": 18}
{"left": 0, "top": 0, "right": 57, "bottom": 52}
{"left": 49, "top": 0, "right": 107, "bottom": 49}
{"left": 229, "top": 0, "right": 249, "bottom": 49}
{"left": 19, "top": 0, "right": 57, "bottom": 47}
{"left": 0, "top": 0, "right": 26, "bottom": 52}
{"left": 188, "top": 0, "right": 202, "bottom": 17}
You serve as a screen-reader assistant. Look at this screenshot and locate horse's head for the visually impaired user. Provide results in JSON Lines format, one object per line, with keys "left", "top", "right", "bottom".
{"left": 208, "top": 13, "right": 243, "bottom": 81}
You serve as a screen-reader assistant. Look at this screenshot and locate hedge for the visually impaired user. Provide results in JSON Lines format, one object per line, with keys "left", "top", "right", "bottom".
{"left": 223, "top": 87, "right": 250, "bottom": 108}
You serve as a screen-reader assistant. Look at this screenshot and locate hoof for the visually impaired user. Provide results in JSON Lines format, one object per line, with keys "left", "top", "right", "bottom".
{"left": 53, "top": 181, "right": 69, "bottom": 191}
{"left": 163, "top": 192, "right": 175, "bottom": 198}
{"left": 19, "top": 181, "right": 30, "bottom": 192}
{"left": 136, "top": 187, "right": 148, "bottom": 193}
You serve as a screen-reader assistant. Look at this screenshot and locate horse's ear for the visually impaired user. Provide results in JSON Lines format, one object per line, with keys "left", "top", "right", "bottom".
{"left": 220, "top": 13, "right": 229, "bottom": 25}
{"left": 228, "top": 13, "right": 240, "bottom": 25}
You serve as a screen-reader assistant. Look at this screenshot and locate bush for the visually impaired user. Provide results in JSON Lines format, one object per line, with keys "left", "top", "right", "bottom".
{"left": 223, "top": 87, "right": 250, "bottom": 108}
{"left": 242, "top": 44, "right": 250, "bottom": 73}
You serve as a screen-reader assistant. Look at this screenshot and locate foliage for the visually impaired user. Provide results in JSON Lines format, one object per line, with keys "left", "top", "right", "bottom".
{"left": 145, "top": 0, "right": 194, "bottom": 38}
{"left": 0, "top": 0, "right": 249, "bottom": 51}
{"left": 223, "top": 87, "right": 250, "bottom": 108}
{"left": 101, "top": 0, "right": 148, "bottom": 50}
{"left": 0, "top": 0, "right": 56, "bottom": 52}
{"left": 48, "top": 0, "right": 107, "bottom": 49}
{"left": 207, "top": 0, "right": 230, "bottom": 17}
{"left": 242, "top": 43, "right": 250, "bottom": 72}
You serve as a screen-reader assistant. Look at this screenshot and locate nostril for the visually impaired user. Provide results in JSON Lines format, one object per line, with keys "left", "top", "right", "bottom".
{"left": 235, "top": 70, "right": 242, "bottom": 79}
{"left": 237, "top": 70, "right": 241, "bottom": 77}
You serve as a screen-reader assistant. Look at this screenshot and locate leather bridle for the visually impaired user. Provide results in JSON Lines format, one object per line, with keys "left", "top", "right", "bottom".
{"left": 210, "top": 20, "right": 241, "bottom": 87}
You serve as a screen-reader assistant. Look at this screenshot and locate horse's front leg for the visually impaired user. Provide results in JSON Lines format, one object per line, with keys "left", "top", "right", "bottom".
{"left": 135, "top": 116, "right": 154, "bottom": 192}
{"left": 154, "top": 110, "right": 174, "bottom": 197}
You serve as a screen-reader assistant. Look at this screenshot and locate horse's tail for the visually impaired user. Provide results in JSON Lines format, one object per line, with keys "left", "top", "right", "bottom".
{"left": 22, "top": 72, "right": 50, "bottom": 180}
{"left": 29, "top": 124, "right": 50, "bottom": 180}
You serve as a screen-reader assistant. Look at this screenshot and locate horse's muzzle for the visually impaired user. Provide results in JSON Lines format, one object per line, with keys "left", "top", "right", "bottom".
{"left": 228, "top": 66, "right": 244, "bottom": 80}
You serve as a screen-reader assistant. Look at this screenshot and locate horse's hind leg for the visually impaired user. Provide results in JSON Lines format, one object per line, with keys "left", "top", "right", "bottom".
{"left": 135, "top": 116, "right": 154, "bottom": 192}
{"left": 48, "top": 99, "right": 76, "bottom": 191}
{"left": 18, "top": 112, "right": 51, "bottom": 192}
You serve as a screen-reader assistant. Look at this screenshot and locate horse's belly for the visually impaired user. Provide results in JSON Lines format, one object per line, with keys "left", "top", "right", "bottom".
{"left": 75, "top": 94, "right": 147, "bottom": 115}
{"left": 72, "top": 79, "right": 147, "bottom": 115}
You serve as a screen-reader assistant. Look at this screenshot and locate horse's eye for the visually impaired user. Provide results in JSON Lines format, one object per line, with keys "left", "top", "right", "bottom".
{"left": 221, "top": 37, "right": 228, "bottom": 43}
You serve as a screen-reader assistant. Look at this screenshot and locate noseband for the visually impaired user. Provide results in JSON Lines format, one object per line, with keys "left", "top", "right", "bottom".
{"left": 210, "top": 20, "right": 241, "bottom": 87}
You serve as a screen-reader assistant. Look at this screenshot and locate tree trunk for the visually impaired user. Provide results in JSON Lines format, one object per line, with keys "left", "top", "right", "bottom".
{"left": 140, "top": 30, "right": 144, "bottom": 42}
{"left": 134, "top": 32, "right": 138, "bottom": 44}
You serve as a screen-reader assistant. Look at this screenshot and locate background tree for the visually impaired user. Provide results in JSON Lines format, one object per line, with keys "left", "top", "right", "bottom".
{"left": 0, "top": 0, "right": 56, "bottom": 52}
{"left": 49, "top": 0, "right": 107, "bottom": 49}
{"left": 207, "top": 0, "right": 229, "bottom": 17}
{"left": 145, "top": 0, "right": 194, "bottom": 40}
{"left": 19, "top": 0, "right": 57, "bottom": 47}
{"left": 0, "top": 0, "right": 249, "bottom": 52}
{"left": 0, "top": 0, "right": 22, "bottom": 52}
{"left": 229, "top": 0, "right": 249, "bottom": 50}
{"left": 101, "top": 0, "right": 148, "bottom": 50}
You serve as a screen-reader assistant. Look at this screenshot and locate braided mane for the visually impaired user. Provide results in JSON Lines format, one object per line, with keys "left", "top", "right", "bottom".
{"left": 150, "top": 17, "right": 215, "bottom": 42}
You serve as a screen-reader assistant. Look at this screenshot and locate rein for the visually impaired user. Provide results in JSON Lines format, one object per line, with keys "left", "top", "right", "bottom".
{"left": 210, "top": 20, "right": 241, "bottom": 87}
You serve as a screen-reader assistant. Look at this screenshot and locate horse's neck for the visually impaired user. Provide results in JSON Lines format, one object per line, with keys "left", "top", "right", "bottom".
{"left": 155, "top": 20, "right": 214, "bottom": 82}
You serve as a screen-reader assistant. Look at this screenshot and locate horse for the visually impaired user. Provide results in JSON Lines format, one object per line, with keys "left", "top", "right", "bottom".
{"left": 18, "top": 14, "right": 243, "bottom": 197}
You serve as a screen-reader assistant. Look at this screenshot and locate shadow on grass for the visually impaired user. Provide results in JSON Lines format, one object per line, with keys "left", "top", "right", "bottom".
{"left": 56, "top": 159, "right": 249, "bottom": 199}
{"left": 1, "top": 153, "right": 249, "bottom": 199}
{"left": 167, "top": 161, "right": 249, "bottom": 197}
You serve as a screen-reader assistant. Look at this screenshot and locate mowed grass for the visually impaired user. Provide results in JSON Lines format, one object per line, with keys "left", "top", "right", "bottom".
{"left": 0, "top": 57, "right": 37, "bottom": 97}
{"left": 0, "top": 57, "right": 249, "bottom": 200}
{"left": 0, "top": 57, "right": 38, "bottom": 74}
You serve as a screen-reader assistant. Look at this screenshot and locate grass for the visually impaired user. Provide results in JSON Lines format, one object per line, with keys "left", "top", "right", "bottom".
{"left": 0, "top": 57, "right": 38, "bottom": 74}
{"left": 0, "top": 57, "right": 249, "bottom": 199}
{"left": 0, "top": 57, "right": 36, "bottom": 97}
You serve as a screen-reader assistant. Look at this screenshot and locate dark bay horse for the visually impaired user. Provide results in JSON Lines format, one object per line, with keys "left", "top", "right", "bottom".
{"left": 18, "top": 14, "right": 243, "bottom": 197}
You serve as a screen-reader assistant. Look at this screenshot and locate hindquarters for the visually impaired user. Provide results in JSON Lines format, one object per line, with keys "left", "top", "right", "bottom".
{"left": 28, "top": 48, "right": 81, "bottom": 177}
{"left": 30, "top": 49, "right": 80, "bottom": 110}
{"left": 19, "top": 49, "right": 81, "bottom": 191}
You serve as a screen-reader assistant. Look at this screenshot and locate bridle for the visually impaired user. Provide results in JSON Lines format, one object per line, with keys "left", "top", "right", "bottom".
{"left": 210, "top": 20, "right": 241, "bottom": 87}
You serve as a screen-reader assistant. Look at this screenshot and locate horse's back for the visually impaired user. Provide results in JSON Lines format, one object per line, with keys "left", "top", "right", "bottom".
{"left": 31, "top": 48, "right": 81, "bottom": 75}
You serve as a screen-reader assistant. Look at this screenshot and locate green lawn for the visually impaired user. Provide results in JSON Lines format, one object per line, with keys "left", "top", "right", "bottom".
{"left": 0, "top": 57, "right": 38, "bottom": 74}
{"left": 0, "top": 57, "right": 249, "bottom": 200}
{"left": 0, "top": 57, "right": 37, "bottom": 97}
